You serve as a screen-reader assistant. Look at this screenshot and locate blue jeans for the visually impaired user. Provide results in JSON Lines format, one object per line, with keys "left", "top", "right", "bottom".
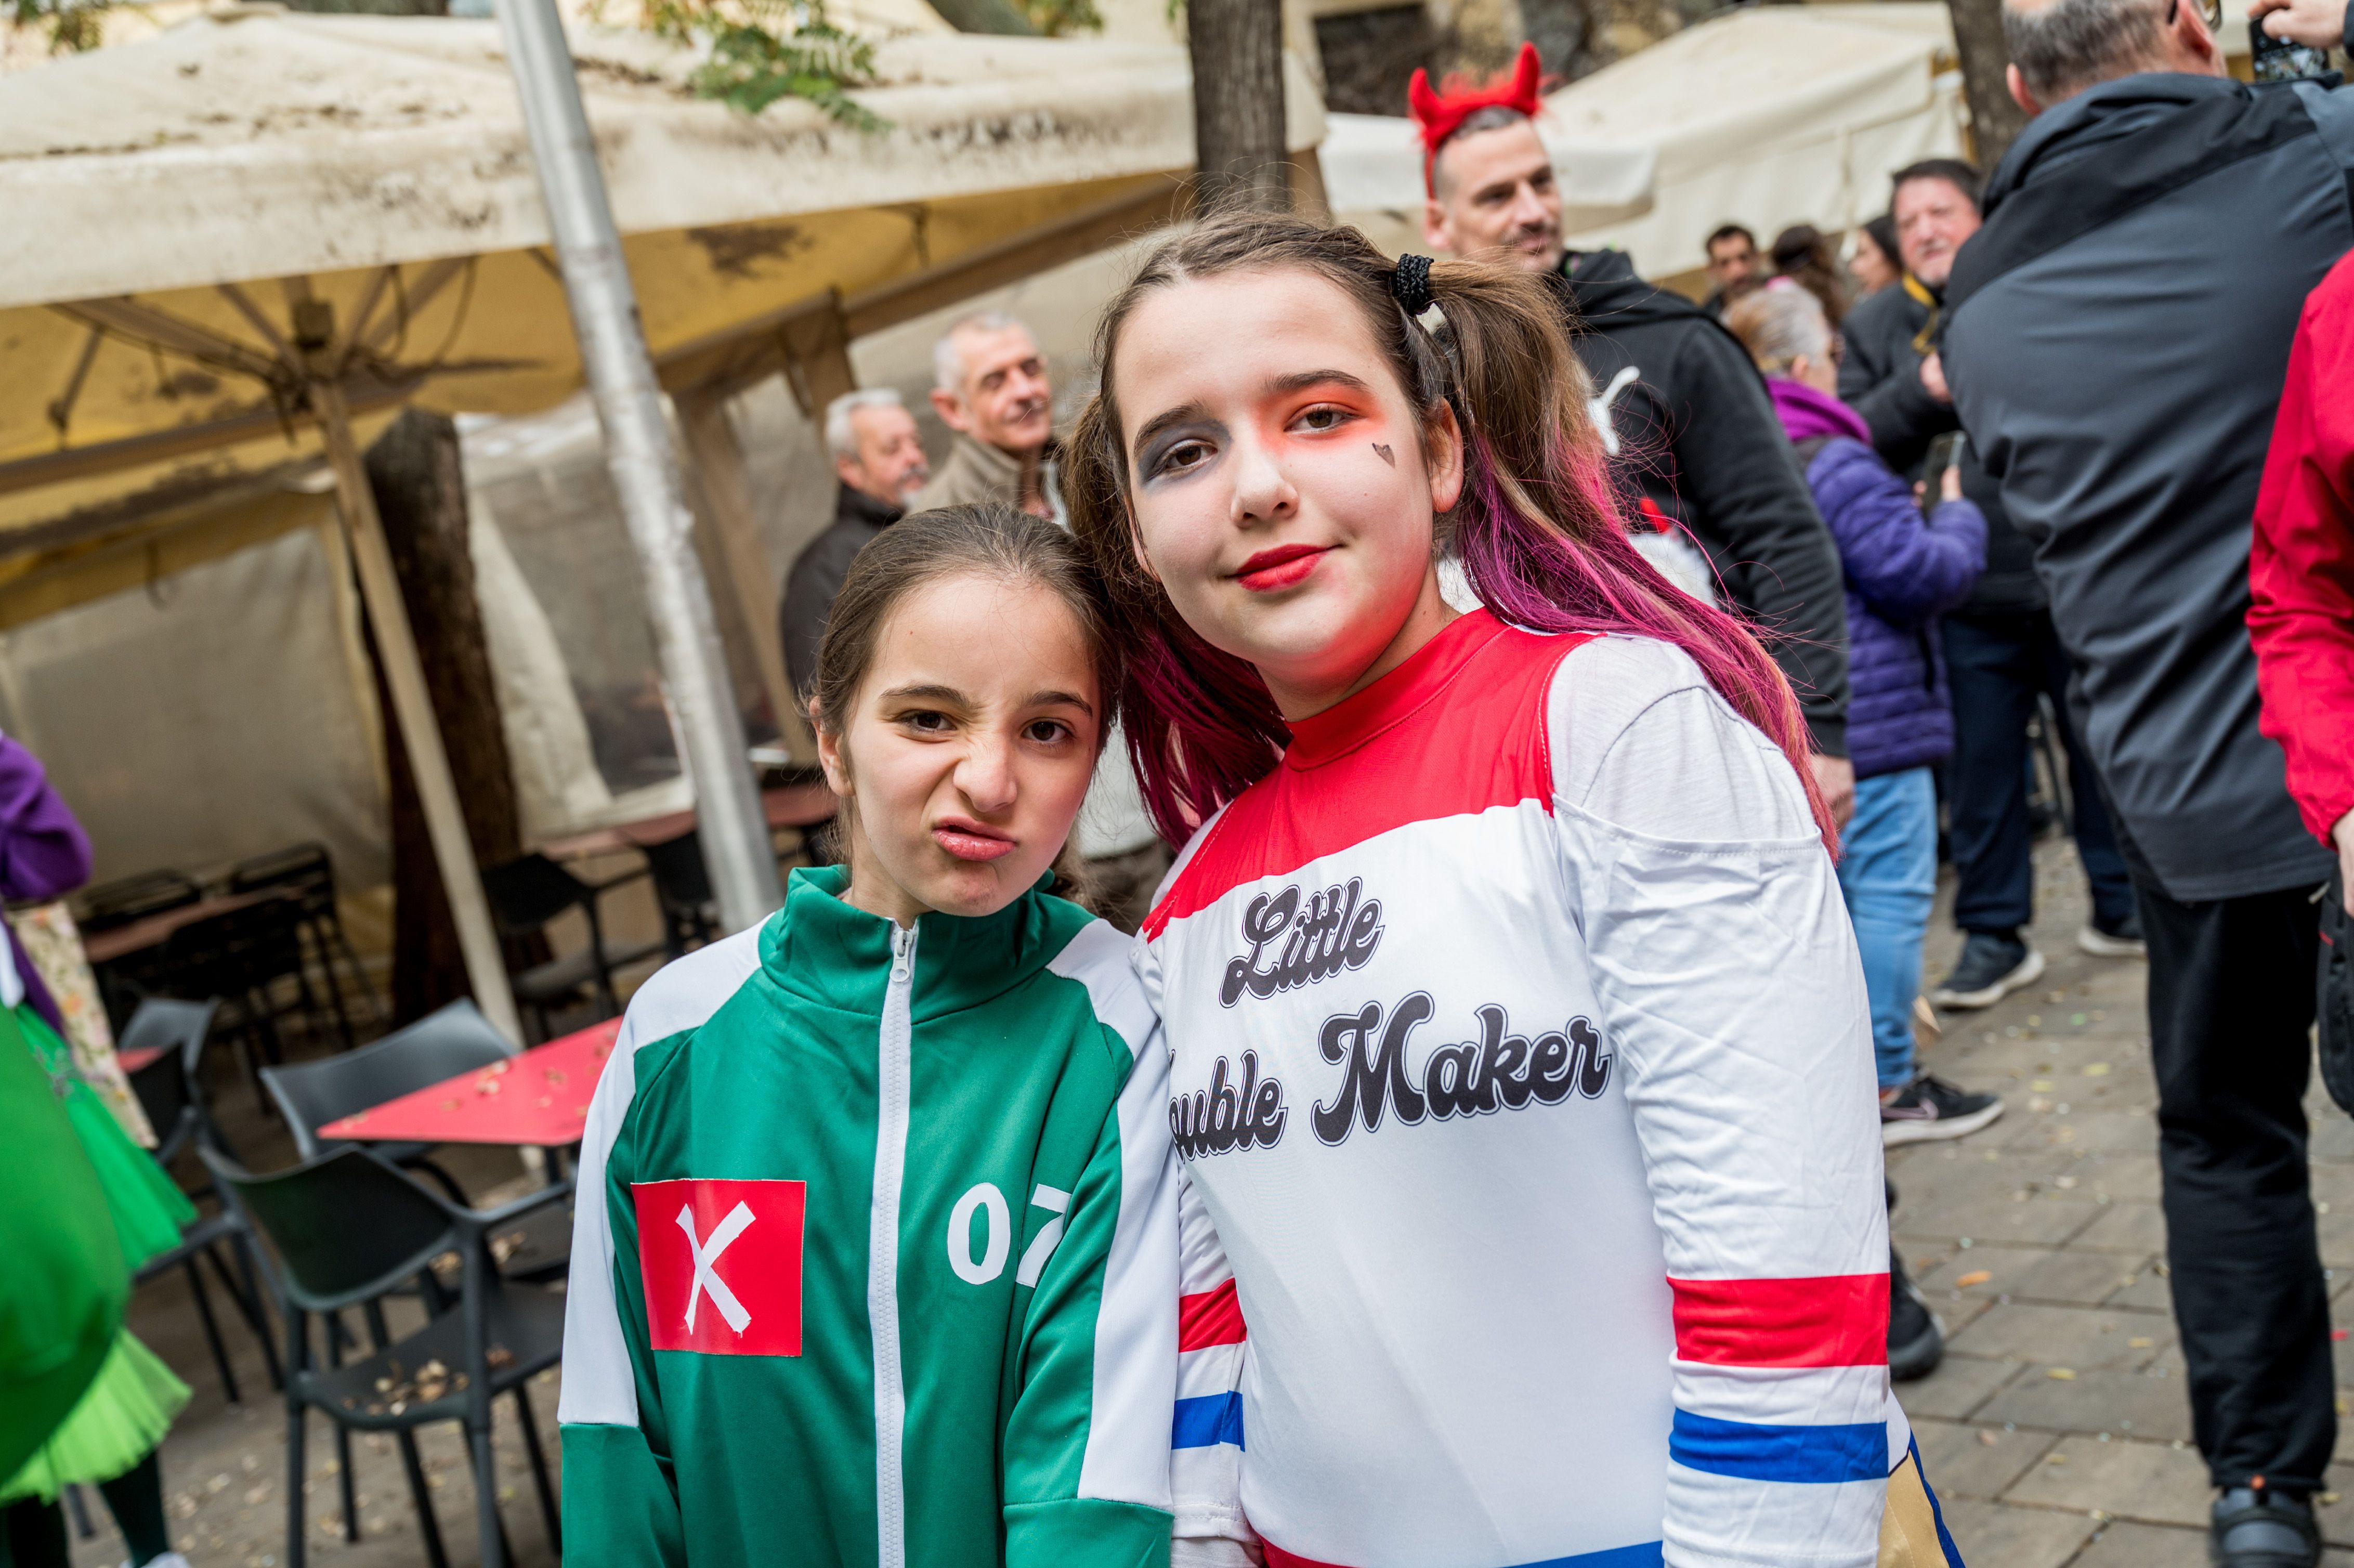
{"left": 1837, "top": 767, "right": 1939, "bottom": 1089}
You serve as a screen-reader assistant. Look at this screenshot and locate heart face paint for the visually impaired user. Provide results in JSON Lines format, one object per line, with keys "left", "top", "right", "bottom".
{"left": 1372, "top": 442, "right": 1395, "bottom": 467}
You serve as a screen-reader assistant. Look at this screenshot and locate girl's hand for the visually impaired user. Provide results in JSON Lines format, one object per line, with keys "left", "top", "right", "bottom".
{"left": 1940, "top": 465, "right": 1963, "bottom": 504}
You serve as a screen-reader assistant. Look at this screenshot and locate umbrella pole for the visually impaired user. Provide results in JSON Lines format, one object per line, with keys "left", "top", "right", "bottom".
{"left": 310, "top": 377, "right": 526, "bottom": 1047}
{"left": 495, "top": 0, "right": 785, "bottom": 934}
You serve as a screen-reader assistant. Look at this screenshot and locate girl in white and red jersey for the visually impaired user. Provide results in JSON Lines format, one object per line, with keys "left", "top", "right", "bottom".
{"left": 1065, "top": 215, "right": 1963, "bottom": 1568}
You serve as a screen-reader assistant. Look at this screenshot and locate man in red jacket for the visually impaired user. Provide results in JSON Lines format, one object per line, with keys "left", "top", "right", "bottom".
{"left": 2250, "top": 249, "right": 2354, "bottom": 897}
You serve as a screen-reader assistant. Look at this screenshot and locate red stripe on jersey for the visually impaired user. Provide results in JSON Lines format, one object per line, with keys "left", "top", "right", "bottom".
{"left": 1669, "top": 1274, "right": 1890, "bottom": 1368}
{"left": 1180, "top": 1279, "right": 1247, "bottom": 1350}
{"left": 1263, "top": 1543, "right": 1348, "bottom": 1568}
{"left": 1143, "top": 612, "right": 1592, "bottom": 938}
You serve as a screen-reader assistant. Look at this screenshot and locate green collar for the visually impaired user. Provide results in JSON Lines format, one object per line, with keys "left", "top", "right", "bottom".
{"left": 757, "top": 864, "right": 1073, "bottom": 1021}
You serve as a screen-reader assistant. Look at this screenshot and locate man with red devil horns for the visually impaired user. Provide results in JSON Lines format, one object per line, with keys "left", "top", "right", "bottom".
{"left": 1411, "top": 46, "right": 1860, "bottom": 834}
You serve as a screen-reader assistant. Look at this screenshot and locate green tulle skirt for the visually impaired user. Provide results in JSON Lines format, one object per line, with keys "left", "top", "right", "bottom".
{"left": 18, "top": 1002, "right": 195, "bottom": 1272}
{"left": 1, "top": 1002, "right": 199, "bottom": 1501}
{"left": 0, "top": 1329, "right": 190, "bottom": 1502}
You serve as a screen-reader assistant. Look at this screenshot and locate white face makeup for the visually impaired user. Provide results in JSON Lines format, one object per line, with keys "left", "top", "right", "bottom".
{"left": 1114, "top": 269, "right": 1464, "bottom": 721}
{"left": 817, "top": 573, "right": 1101, "bottom": 927}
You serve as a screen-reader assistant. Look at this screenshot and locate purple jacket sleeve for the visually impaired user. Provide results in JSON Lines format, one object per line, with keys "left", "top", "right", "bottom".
{"left": 0, "top": 737, "right": 91, "bottom": 905}
{"left": 1811, "top": 439, "right": 1987, "bottom": 629}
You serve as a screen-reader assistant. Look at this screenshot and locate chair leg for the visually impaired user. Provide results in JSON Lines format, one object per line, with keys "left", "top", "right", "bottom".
{"left": 512, "top": 1387, "right": 560, "bottom": 1552}
{"left": 459, "top": 1420, "right": 511, "bottom": 1568}
{"left": 182, "top": 1254, "right": 240, "bottom": 1406}
{"left": 285, "top": 1405, "right": 307, "bottom": 1568}
{"left": 219, "top": 1236, "right": 284, "bottom": 1391}
{"left": 62, "top": 1483, "right": 96, "bottom": 1539}
{"left": 326, "top": 915, "right": 383, "bottom": 1023}
{"left": 336, "top": 1421, "right": 358, "bottom": 1545}
{"left": 302, "top": 919, "right": 356, "bottom": 1051}
{"left": 394, "top": 1430, "right": 451, "bottom": 1568}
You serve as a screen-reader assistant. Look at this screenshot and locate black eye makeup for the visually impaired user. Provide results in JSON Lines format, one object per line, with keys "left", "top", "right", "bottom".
{"left": 1135, "top": 420, "right": 1225, "bottom": 485}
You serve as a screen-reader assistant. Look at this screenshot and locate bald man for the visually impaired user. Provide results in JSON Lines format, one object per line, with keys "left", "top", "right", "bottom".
{"left": 1940, "top": 2, "right": 2354, "bottom": 1561}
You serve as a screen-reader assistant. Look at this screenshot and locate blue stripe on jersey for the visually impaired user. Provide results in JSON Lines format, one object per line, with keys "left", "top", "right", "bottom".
{"left": 1668, "top": 1410, "right": 1886, "bottom": 1484}
{"left": 1911, "top": 1435, "right": 1967, "bottom": 1565}
{"left": 1517, "top": 1544, "right": 1663, "bottom": 1567}
{"left": 1172, "top": 1392, "right": 1244, "bottom": 1449}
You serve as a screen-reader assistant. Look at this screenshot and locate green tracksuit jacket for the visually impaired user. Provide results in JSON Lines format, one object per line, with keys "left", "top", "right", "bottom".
{"left": 558, "top": 866, "right": 1177, "bottom": 1568}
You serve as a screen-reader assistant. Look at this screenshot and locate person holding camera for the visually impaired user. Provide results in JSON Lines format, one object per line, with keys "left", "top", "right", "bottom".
{"left": 1941, "top": 0, "right": 2354, "bottom": 1560}
{"left": 1841, "top": 161, "right": 2142, "bottom": 1018}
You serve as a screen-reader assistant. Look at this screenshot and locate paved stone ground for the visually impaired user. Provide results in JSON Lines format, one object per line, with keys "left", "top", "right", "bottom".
{"left": 1896, "top": 836, "right": 2354, "bottom": 1566}
{"left": 63, "top": 835, "right": 2351, "bottom": 1568}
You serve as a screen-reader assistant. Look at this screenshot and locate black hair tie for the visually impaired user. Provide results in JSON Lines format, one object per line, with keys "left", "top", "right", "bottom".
{"left": 1393, "top": 253, "right": 1434, "bottom": 318}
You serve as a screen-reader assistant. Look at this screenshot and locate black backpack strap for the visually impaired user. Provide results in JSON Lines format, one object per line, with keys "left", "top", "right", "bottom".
{"left": 1791, "top": 436, "right": 1836, "bottom": 471}
{"left": 1948, "top": 87, "right": 2319, "bottom": 314}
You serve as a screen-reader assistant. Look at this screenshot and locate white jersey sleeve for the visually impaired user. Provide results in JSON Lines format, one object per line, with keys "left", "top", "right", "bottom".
{"left": 1548, "top": 636, "right": 1894, "bottom": 1568}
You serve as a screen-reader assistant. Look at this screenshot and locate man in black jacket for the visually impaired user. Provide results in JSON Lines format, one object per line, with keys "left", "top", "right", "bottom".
{"left": 1419, "top": 100, "right": 1856, "bottom": 819}
{"left": 1944, "top": 0, "right": 2354, "bottom": 1557}
{"left": 779, "top": 388, "right": 929, "bottom": 697}
{"left": 1840, "top": 159, "right": 2140, "bottom": 1014}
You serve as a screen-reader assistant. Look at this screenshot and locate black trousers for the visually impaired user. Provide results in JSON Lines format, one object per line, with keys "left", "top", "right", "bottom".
{"left": 2140, "top": 873, "right": 2336, "bottom": 1492}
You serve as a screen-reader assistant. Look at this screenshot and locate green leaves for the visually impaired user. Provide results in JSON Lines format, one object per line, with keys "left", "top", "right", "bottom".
{"left": 644, "top": 0, "right": 887, "bottom": 127}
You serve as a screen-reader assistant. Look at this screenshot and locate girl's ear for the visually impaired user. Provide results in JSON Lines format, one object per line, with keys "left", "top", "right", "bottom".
{"left": 814, "top": 708, "right": 853, "bottom": 800}
{"left": 1425, "top": 401, "right": 1466, "bottom": 516}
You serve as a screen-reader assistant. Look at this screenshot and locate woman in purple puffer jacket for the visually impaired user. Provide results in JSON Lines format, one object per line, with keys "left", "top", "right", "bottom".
{"left": 1726, "top": 281, "right": 1996, "bottom": 1145}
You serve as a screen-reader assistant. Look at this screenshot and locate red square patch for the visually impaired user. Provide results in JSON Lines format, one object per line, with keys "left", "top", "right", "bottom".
{"left": 632, "top": 1179, "right": 805, "bottom": 1357}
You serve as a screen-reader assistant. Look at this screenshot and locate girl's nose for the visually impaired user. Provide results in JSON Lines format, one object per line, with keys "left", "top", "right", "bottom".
{"left": 956, "top": 735, "right": 1018, "bottom": 814}
{"left": 1228, "top": 435, "right": 1299, "bottom": 527}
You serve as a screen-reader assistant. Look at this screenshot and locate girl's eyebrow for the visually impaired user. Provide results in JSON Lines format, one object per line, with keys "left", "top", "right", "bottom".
{"left": 1264, "top": 369, "right": 1375, "bottom": 399}
{"left": 878, "top": 683, "right": 971, "bottom": 708}
{"left": 1028, "top": 689, "right": 1097, "bottom": 717}
{"left": 1131, "top": 401, "right": 1214, "bottom": 462}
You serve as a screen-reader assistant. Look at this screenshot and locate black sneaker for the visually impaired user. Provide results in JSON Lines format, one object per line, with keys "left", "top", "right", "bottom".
{"left": 1888, "top": 1251, "right": 1943, "bottom": 1382}
{"left": 2078, "top": 908, "right": 2147, "bottom": 959}
{"left": 1881, "top": 1073, "right": 2005, "bottom": 1146}
{"left": 1928, "top": 931, "right": 2046, "bottom": 1010}
{"left": 2212, "top": 1484, "right": 2319, "bottom": 1567}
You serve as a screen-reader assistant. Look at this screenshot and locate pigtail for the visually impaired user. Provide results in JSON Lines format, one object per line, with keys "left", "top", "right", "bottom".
{"left": 1420, "top": 261, "right": 1837, "bottom": 847}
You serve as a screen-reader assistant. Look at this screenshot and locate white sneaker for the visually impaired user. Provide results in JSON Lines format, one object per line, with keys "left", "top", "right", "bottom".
{"left": 2077, "top": 921, "right": 2148, "bottom": 959}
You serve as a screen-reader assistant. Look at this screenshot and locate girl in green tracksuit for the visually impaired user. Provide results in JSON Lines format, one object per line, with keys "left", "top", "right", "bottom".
{"left": 558, "top": 504, "right": 1178, "bottom": 1568}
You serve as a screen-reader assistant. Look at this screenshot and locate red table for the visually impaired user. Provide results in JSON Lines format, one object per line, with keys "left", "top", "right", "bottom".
{"left": 317, "top": 1018, "right": 622, "bottom": 1147}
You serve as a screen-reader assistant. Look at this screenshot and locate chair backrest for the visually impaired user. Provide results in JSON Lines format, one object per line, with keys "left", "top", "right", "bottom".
{"left": 227, "top": 842, "right": 337, "bottom": 919}
{"left": 120, "top": 997, "right": 220, "bottom": 1164}
{"left": 77, "top": 870, "right": 202, "bottom": 933}
{"left": 480, "top": 854, "right": 591, "bottom": 936}
{"left": 199, "top": 1146, "right": 456, "bottom": 1312}
{"left": 261, "top": 998, "right": 518, "bottom": 1159}
{"left": 640, "top": 831, "right": 713, "bottom": 913}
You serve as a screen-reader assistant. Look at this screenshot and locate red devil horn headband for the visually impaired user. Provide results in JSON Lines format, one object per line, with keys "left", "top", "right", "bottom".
{"left": 1408, "top": 41, "right": 1544, "bottom": 197}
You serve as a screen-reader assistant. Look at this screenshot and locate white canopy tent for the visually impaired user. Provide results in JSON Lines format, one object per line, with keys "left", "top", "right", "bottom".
{"left": 0, "top": 9, "right": 1324, "bottom": 1017}
{"left": 1320, "top": 2, "right": 1966, "bottom": 278}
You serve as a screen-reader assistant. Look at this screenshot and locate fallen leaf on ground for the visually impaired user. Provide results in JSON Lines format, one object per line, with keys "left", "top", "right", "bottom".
{"left": 2047, "top": 1368, "right": 2077, "bottom": 1380}
{"left": 2128, "top": 1337, "right": 2154, "bottom": 1349}
{"left": 1954, "top": 1270, "right": 1992, "bottom": 1288}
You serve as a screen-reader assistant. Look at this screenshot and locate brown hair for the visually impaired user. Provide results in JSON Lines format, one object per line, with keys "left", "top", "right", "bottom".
{"left": 1064, "top": 211, "right": 1835, "bottom": 851}
{"left": 1769, "top": 224, "right": 1848, "bottom": 328}
{"left": 810, "top": 502, "right": 1116, "bottom": 902}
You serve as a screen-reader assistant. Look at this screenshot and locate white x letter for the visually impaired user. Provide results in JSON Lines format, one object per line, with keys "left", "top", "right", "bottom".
{"left": 676, "top": 1201, "right": 754, "bottom": 1334}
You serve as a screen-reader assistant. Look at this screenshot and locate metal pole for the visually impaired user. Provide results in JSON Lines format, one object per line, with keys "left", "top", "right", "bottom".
{"left": 493, "top": 0, "right": 785, "bottom": 932}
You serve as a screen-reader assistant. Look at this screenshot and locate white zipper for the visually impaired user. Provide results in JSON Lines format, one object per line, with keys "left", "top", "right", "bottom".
{"left": 869, "top": 921, "right": 917, "bottom": 1568}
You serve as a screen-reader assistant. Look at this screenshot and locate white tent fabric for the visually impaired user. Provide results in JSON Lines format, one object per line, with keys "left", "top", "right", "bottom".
{"left": 0, "top": 11, "right": 1324, "bottom": 310}
{"left": 1323, "top": 3, "right": 1966, "bottom": 277}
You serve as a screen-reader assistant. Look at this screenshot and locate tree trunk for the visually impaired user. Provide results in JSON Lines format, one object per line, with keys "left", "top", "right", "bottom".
{"left": 1189, "top": 0, "right": 1290, "bottom": 213}
{"left": 1945, "top": 0, "right": 2029, "bottom": 174}
{"left": 362, "top": 409, "right": 529, "bottom": 1026}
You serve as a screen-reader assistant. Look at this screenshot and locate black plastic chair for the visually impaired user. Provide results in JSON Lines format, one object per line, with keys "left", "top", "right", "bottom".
{"left": 201, "top": 1146, "right": 567, "bottom": 1568}
{"left": 120, "top": 999, "right": 283, "bottom": 1404}
{"left": 640, "top": 830, "right": 718, "bottom": 958}
{"left": 229, "top": 842, "right": 380, "bottom": 1047}
{"left": 480, "top": 853, "right": 660, "bottom": 1040}
{"left": 75, "top": 868, "right": 202, "bottom": 933}
{"left": 259, "top": 1000, "right": 516, "bottom": 1203}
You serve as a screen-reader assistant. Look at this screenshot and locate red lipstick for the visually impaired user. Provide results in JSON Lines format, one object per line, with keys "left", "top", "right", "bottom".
{"left": 933, "top": 817, "right": 1017, "bottom": 862}
{"left": 1233, "top": 543, "right": 1330, "bottom": 592}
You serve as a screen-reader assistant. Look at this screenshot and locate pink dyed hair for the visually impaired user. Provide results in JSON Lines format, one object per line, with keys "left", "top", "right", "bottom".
{"left": 1062, "top": 214, "right": 1835, "bottom": 852}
